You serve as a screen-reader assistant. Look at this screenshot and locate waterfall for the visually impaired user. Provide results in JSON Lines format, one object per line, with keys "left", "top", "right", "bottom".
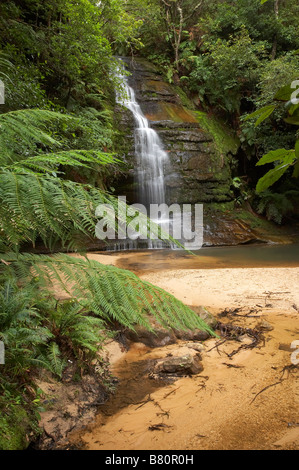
{"left": 116, "top": 64, "right": 169, "bottom": 209}
{"left": 115, "top": 62, "right": 171, "bottom": 250}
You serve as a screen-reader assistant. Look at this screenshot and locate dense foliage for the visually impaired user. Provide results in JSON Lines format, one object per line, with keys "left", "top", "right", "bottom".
{"left": 0, "top": 0, "right": 298, "bottom": 450}
{"left": 0, "top": 0, "right": 214, "bottom": 449}
{"left": 125, "top": 0, "right": 299, "bottom": 222}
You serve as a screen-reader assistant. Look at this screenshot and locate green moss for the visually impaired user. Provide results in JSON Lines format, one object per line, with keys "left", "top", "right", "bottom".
{"left": 193, "top": 111, "right": 240, "bottom": 157}
{"left": 145, "top": 102, "right": 198, "bottom": 123}
{"left": 232, "top": 208, "right": 273, "bottom": 229}
{"left": 0, "top": 406, "right": 37, "bottom": 450}
{"left": 173, "top": 85, "right": 195, "bottom": 110}
{"left": 205, "top": 201, "right": 236, "bottom": 212}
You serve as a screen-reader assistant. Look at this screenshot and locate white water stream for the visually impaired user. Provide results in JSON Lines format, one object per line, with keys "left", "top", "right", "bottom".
{"left": 115, "top": 62, "right": 173, "bottom": 249}
{"left": 116, "top": 65, "right": 169, "bottom": 208}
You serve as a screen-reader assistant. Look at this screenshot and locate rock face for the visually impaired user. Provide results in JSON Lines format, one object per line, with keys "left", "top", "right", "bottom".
{"left": 112, "top": 57, "right": 294, "bottom": 247}
{"left": 114, "top": 57, "right": 239, "bottom": 207}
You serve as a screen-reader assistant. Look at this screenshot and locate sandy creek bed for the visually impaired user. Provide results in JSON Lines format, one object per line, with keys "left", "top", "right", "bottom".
{"left": 42, "top": 247, "right": 299, "bottom": 450}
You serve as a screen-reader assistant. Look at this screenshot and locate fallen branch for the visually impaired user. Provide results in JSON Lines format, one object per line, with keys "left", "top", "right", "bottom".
{"left": 206, "top": 339, "right": 227, "bottom": 353}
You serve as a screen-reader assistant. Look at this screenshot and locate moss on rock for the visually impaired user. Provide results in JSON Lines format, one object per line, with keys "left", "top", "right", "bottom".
{"left": 193, "top": 111, "right": 240, "bottom": 158}
{"left": 0, "top": 405, "right": 38, "bottom": 450}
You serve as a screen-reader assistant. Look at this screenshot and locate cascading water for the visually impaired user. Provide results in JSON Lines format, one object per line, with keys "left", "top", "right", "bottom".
{"left": 116, "top": 64, "right": 168, "bottom": 209}
{"left": 115, "top": 62, "right": 172, "bottom": 250}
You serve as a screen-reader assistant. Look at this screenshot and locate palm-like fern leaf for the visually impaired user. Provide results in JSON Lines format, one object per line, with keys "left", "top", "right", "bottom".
{"left": 0, "top": 109, "right": 73, "bottom": 163}
{"left": 1, "top": 253, "right": 216, "bottom": 336}
{"left": 2, "top": 150, "right": 119, "bottom": 174}
{"left": 0, "top": 172, "right": 109, "bottom": 248}
{"left": 0, "top": 171, "right": 180, "bottom": 251}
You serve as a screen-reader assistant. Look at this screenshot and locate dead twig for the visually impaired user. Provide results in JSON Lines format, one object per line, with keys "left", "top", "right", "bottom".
{"left": 206, "top": 339, "right": 227, "bottom": 353}
{"left": 250, "top": 380, "right": 284, "bottom": 404}
{"left": 135, "top": 394, "right": 153, "bottom": 410}
{"left": 222, "top": 363, "right": 244, "bottom": 369}
{"left": 163, "top": 387, "right": 179, "bottom": 399}
{"left": 280, "top": 363, "right": 298, "bottom": 379}
{"left": 148, "top": 423, "right": 172, "bottom": 431}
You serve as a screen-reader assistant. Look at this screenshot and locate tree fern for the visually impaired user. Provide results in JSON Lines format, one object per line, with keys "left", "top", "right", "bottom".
{"left": 2, "top": 150, "right": 119, "bottom": 174}
{"left": 0, "top": 172, "right": 182, "bottom": 251}
{"left": 0, "top": 109, "right": 70, "bottom": 163}
{"left": 0, "top": 172, "right": 107, "bottom": 249}
{"left": 1, "top": 253, "right": 216, "bottom": 336}
{"left": 0, "top": 108, "right": 185, "bottom": 251}
{"left": 0, "top": 103, "right": 215, "bottom": 393}
{"left": 0, "top": 109, "right": 117, "bottom": 167}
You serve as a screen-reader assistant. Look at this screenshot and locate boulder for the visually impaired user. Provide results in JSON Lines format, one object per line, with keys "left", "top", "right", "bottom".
{"left": 173, "top": 328, "right": 210, "bottom": 342}
{"left": 125, "top": 326, "right": 177, "bottom": 348}
{"left": 154, "top": 353, "right": 203, "bottom": 376}
{"left": 125, "top": 306, "right": 216, "bottom": 348}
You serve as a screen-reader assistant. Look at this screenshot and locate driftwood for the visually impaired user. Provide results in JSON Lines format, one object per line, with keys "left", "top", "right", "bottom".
{"left": 216, "top": 321, "right": 261, "bottom": 340}
{"left": 205, "top": 321, "right": 266, "bottom": 359}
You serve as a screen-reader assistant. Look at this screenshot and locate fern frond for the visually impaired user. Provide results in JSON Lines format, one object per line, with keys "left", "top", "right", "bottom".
{"left": 33, "top": 343, "right": 65, "bottom": 378}
{"left": 2, "top": 150, "right": 118, "bottom": 174}
{"left": 0, "top": 109, "right": 75, "bottom": 164}
{"left": 0, "top": 171, "right": 108, "bottom": 248}
{"left": 0, "top": 171, "right": 180, "bottom": 251}
{"left": 49, "top": 300, "right": 104, "bottom": 353}
{"left": 0, "top": 52, "right": 14, "bottom": 84}
{"left": 1, "top": 253, "right": 216, "bottom": 336}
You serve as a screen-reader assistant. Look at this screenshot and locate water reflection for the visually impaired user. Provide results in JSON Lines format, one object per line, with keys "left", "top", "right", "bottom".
{"left": 114, "top": 243, "right": 299, "bottom": 274}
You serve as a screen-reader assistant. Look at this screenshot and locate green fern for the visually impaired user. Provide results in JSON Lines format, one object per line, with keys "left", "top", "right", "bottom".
{"left": 0, "top": 104, "right": 215, "bottom": 392}
{"left": 2, "top": 150, "right": 118, "bottom": 174}
{"left": 1, "top": 253, "right": 216, "bottom": 336}
{"left": 0, "top": 280, "right": 54, "bottom": 377}
{"left": 256, "top": 189, "right": 298, "bottom": 224}
{"left": 0, "top": 108, "right": 184, "bottom": 251}
{"left": 0, "top": 172, "right": 182, "bottom": 251}
{"left": 0, "top": 109, "right": 71, "bottom": 163}
{"left": 34, "top": 343, "right": 65, "bottom": 379}
{"left": 0, "top": 52, "right": 13, "bottom": 84}
{"left": 47, "top": 300, "right": 105, "bottom": 354}
{"left": 0, "top": 172, "right": 108, "bottom": 249}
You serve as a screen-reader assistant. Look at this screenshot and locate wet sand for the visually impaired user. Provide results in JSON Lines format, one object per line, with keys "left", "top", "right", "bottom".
{"left": 69, "top": 248, "right": 299, "bottom": 450}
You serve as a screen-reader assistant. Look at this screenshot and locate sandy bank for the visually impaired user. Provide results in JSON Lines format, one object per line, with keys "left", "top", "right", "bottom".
{"left": 140, "top": 267, "right": 299, "bottom": 313}
{"left": 67, "top": 251, "right": 299, "bottom": 451}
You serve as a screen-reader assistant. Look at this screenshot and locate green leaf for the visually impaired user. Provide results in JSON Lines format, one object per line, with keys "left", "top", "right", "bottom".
{"left": 292, "top": 161, "right": 299, "bottom": 178}
{"left": 256, "top": 164, "right": 290, "bottom": 193}
{"left": 256, "top": 149, "right": 296, "bottom": 166}
{"left": 2, "top": 253, "right": 217, "bottom": 336}
{"left": 274, "top": 84, "right": 294, "bottom": 102}
{"left": 295, "top": 140, "right": 299, "bottom": 159}
{"left": 288, "top": 103, "right": 299, "bottom": 117}
{"left": 244, "top": 105, "right": 276, "bottom": 126}
{"left": 284, "top": 114, "right": 299, "bottom": 126}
